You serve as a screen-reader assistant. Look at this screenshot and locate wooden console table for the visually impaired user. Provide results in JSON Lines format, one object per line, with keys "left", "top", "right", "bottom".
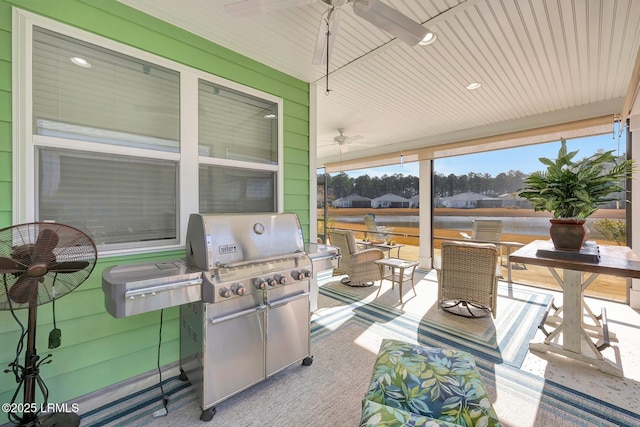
{"left": 510, "top": 240, "right": 640, "bottom": 376}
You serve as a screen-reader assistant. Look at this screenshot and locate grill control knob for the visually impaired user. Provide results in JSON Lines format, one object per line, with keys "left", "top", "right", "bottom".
{"left": 219, "top": 287, "right": 231, "bottom": 298}
{"left": 267, "top": 278, "right": 277, "bottom": 287}
{"left": 231, "top": 283, "right": 246, "bottom": 296}
{"left": 302, "top": 270, "right": 312, "bottom": 278}
{"left": 274, "top": 274, "right": 287, "bottom": 285}
{"left": 254, "top": 278, "right": 268, "bottom": 290}
{"left": 291, "top": 270, "right": 305, "bottom": 281}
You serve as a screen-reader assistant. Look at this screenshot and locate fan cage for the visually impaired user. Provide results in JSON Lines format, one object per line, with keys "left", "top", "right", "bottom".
{"left": 0, "top": 222, "right": 98, "bottom": 311}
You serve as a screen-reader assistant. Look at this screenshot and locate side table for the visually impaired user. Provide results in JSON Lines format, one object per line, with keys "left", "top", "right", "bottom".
{"left": 375, "top": 258, "right": 419, "bottom": 303}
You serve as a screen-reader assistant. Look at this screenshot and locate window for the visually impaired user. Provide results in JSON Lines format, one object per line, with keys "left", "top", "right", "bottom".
{"left": 15, "top": 12, "right": 283, "bottom": 254}
{"left": 30, "top": 26, "right": 181, "bottom": 250}
{"left": 197, "top": 80, "right": 280, "bottom": 213}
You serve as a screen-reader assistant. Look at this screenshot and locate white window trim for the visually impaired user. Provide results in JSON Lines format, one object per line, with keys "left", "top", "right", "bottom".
{"left": 12, "top": 8, "right": 284, "bottom": 257}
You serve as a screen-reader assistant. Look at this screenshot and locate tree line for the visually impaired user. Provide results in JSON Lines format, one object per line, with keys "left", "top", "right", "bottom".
{"left": 319, "top": 170, "right": 528, "bottom": 201}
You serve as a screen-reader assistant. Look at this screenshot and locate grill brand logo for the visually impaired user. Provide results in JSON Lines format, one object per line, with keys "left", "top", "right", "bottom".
{"left": 219, "top": 244, "right": 238, "bottom": 254}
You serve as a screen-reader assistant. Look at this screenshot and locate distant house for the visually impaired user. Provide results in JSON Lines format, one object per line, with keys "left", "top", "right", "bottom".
{"left": 440, "top": 192, "right": 488, "bottom": 208}
{"left": 410, "top": 195, "right": 419, "bottom": 208}
{"left": 332, "top": 194, "right": 372, "bottom": 208}
{"left": 371, "top": 193, "right": 411, "bottom": 208}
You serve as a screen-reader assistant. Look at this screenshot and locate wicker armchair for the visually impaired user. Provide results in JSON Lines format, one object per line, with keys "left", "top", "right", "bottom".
{"left": 436, "top": 240, "right": 499, "bottom": 318}
{"left": 328, "top": 229, "right": 384, "bottom": 287}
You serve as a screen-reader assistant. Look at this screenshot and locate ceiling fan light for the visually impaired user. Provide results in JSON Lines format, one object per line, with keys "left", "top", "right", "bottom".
{"left": 419, "top": 31, "right": 437, "bottom": 46}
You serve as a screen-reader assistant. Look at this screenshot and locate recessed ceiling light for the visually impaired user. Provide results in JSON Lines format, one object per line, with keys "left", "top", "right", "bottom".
{"left": 419, "top": 31, "right": 437, "bottom": 46}
{"left": 466, "top": 82, "right": 482, "bottom": 90}
{"left": 70, "top": 57, "right": 92, "bottom": 68}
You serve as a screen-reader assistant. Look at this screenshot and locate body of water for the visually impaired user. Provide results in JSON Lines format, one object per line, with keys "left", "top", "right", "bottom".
{"left": 333, "top": 215, "right": 622, "bottom": 238}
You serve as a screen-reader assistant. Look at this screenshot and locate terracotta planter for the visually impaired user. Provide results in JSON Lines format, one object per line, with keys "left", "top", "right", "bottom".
{"left": 549, "top": 219, "right": 590, "bottom": 251}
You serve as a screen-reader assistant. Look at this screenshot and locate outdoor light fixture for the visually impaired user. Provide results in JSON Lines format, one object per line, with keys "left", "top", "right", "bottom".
{"left": 419, "top": 31, "right": 437, "bottom": 46}
{"left": 466, "top": 82, "right": 482, "bottom": 90}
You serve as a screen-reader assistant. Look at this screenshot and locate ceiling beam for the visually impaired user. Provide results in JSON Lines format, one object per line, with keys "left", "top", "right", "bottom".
{"left": 324, "top": 114, "right": 614, "bottom": 173}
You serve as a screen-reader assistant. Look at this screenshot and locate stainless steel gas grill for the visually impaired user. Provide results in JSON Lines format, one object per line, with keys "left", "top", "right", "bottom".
{"left": 102, "top": 212, "right": 313, "bottom": 422}
{"left": 180, "top": 213, "right": 313, "bottom": 421}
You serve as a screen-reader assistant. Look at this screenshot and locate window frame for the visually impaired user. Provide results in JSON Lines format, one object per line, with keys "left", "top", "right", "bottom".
{"left": 12, "top": 9, "right": 284, "bottom": 257}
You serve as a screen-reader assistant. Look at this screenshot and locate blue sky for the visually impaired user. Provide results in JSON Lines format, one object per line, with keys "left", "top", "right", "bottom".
{"left": 337, "top": 132, "right": 627, "bottom": 178}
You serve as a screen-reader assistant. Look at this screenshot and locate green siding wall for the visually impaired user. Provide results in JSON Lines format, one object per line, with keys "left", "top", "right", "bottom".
{"left": 0, "top": 0, "right": 310, "bottom": 405}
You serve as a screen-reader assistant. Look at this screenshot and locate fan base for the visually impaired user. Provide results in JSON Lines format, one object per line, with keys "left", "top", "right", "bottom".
{"left": 30, "top": 412, "right": 80, "bottom": 427}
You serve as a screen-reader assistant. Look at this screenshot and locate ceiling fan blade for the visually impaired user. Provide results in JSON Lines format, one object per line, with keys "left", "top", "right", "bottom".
{"left": 225, "top": 0, "right": 316, "bottom": 18}
{"left": 312, "top": 8, "right": 341, "bottom": 65}
{"left": 32, "top": 228, "right": 59, "bottom": 263}
{"left": 8, "top": 275, "right": 38, "bottom": 304}
{"left": 347, "top": 135, "right": 364, "bottom": 143}
{"left": 49, "top": 261, "right": 90, "bottom": 273}
{"left": 352, "top": 0, "right": 428, "bottom": 45}
{"left": 0, "top": 256, "right": 27, "bottom": 274}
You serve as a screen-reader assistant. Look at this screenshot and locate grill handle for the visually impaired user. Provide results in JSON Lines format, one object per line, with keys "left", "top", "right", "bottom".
{"left": 267, "top": 292, "right": 310, "bottom": 309}
{"left": 208, "top": 305, "right": 267, "bottom": 325}
{"left": 218, "top": 252, "right": 306, "bottom": 269}
{"left": 124, "top": 278, "right": 203, "bottom": 299}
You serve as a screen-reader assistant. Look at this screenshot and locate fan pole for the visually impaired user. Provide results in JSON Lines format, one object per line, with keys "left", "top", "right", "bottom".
{"left": 17, "top": 299, "right": 40, "bottom": 425}
{"left": 17, "top": 300, "right": 80, "bottom": 427}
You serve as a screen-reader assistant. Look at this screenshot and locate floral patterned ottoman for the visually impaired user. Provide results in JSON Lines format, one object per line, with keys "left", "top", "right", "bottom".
{"left": 360, "top": 339, "right": 501, "bottom": 427}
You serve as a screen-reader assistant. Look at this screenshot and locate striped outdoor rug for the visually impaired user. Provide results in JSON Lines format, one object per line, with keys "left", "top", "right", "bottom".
{"left": 314, "top": 277, "right": 552, "bottom": 368}
{"left": 78, "top": 278, "right": 640, "bottom": 426}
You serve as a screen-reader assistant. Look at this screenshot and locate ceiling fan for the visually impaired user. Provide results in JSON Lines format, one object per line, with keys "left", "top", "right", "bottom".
{"left": 224, "top": 0, "right": 433, "bottom": 65}
{"left": 333, "top": 128, "right": 364, "bottom": 152}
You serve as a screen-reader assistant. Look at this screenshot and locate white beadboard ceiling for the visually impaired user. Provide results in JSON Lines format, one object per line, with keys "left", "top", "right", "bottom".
{"left": 118, "top": 0, "right": 640, "bottom": 167}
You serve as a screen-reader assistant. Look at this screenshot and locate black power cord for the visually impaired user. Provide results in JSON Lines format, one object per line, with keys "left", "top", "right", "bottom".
{"left": 152, "top": 308, "right": 169, "bottom": 418}
{"left": 48, "top": 280, "right": 61, "bottom": 349}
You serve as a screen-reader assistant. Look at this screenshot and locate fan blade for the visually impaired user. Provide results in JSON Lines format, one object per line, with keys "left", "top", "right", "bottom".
{"left": 312, "top": 8, "right": 341, "bottom": 65}
{"left": 225, "top": 0, "right": 316, "bottom": 18}
{"left": 352, "top": 0, "right": 428, "bottom": 45}
{"left": 0, "top": 256, "right": 27, "bottom": 274}
{"left": 33, "top": 228, "right": 59, "bottom": 263}
{"left": 49, "top": 261, "right": 90, "bottom": 273}
{"left": 347, "top": 135, "right": 364, "bottom": 143}
{"left": 8, "top": 275, "right": 37, "bottom": 304}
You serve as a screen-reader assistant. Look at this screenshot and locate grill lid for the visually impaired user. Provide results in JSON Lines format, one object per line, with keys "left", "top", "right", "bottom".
{"left": 186, "top": 213, "right": 305, "bottom": 271}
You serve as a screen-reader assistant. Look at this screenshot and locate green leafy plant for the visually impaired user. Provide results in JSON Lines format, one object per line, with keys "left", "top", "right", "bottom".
{"left": 519, "top": 138, "right": 634, "bottom": 218}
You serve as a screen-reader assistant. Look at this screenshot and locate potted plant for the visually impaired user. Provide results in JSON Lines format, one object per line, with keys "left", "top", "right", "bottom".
{"left": 518, "top": 138, "right": 634, "bottom": 251}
